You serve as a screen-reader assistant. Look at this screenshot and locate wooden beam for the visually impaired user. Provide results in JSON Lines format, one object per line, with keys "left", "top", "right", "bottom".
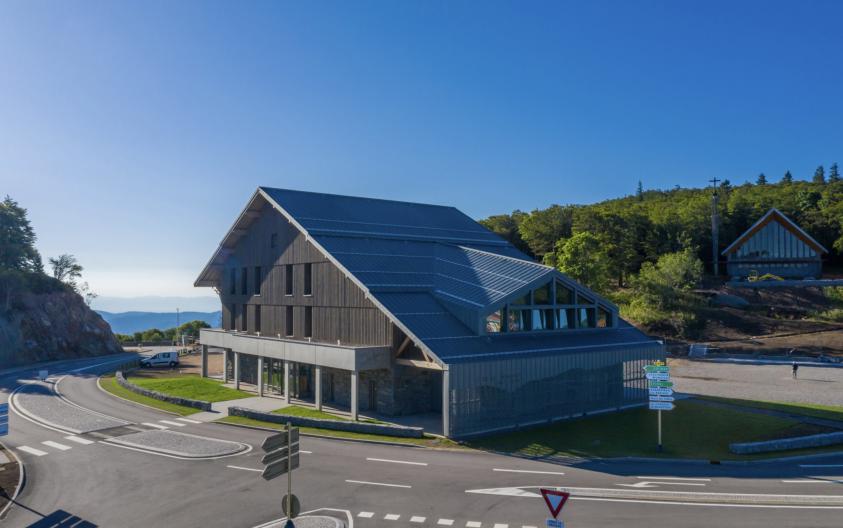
{"left": 395, "top": 358, "right": 443, "bottom": 370}
{"left": 395, "top": 336, "right": 412, "bottom": 358}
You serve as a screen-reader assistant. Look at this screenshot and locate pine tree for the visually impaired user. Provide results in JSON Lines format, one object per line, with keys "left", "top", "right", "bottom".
{"left": 830, "top": 162, "right": 841, "bottom": 183}
{"left": 756, "top": 173, "right": 767, "bottom": 185}
{"left": 721, "top": 179, "right": 731, "bottom": 191}
{"left": 782, "top": 170, "right": 793, "bottom": 184}
{"left": 636, "top": 180, "right": 644, "bottom": 201}
{"left": 813, "top": 165, "right": 826, "bottom": 184}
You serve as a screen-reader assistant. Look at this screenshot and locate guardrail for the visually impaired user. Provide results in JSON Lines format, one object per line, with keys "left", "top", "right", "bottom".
{"left": 228, "top": 406, "right": 425, "bottom": 438}
{"left": 115, "top": 370, "right": 212, "bottom": 411}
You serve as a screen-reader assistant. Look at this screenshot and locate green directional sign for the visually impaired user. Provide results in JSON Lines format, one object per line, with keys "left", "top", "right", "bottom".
{"left": 648, "top": 380, "right": 673, "bottom": 388}
{"left": 643, "top": 365, "right": 670, "bottom": 373}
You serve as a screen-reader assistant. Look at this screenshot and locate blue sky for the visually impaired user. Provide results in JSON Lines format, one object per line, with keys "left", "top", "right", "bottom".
{"left": 2, "top": 1, "right": 842, "bottom": 304}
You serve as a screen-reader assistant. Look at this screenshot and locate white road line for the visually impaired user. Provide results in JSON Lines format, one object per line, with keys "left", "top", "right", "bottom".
{"left": 41, "top": 440, "right": 72, "bottom": 451}
{"left": 301, "top": 450, "right": 313, "bottom": 454}
{"left": 143, "top": 422, "right": 168, "bottom": 430}
{"left": 637, "top": 476, "right": 712, "bottom": 481}
{"left": 176, "top": 417, "right": 201, "bottom": 424}
{"left": 227, "top": 465, "right": 263, "bottom": 472}
{"left": 345, "top": 479, "right": 412, "bottom": 488}
{"left": 466, "top": 522, "right": 482, "bottom": 528}
{"left": 410, "top": 516, "right": 426, "bottom": 523}
{"left": 159, "top": 420, "right": 186, "bottom": 427}
{"left": 64, "top": 436, "right": 94, "bottom": 445}
{"left": 367, "top": 457, "right": 429, "bottom": 466}
{"left": 438, "top": 519, "right": 454, "bottom": 526}
{"left": 493, "top": 468, "right": 565, "bottom": 476}
{"left": 384, "top": 514, "right": 401, "bottom": 520}
{"left": 800, "top": 464, "right": 843, "bottom": 468}
{"left": 782, "top": 479, "right": 843, "bottom": 484}
{"left": 357, "top": 512, "right": 374, "bottom": 518}
{"left": 523, "top": 526, "right": 538, "bottom": 528}
{"left": 493, "top": 524, "right": 508, "bottom": 528}
{"left": 17, "top": 446, "right": 48, "bottom": 456}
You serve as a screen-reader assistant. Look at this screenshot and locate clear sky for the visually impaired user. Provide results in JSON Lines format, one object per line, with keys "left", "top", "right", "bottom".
{"left": 2, "top": 1, "right": 842, "bottom": 304}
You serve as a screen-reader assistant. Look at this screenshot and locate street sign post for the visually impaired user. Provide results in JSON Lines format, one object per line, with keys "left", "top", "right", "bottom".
{"left": 0, "top": 403, "right": 8, "bottom": 437}
{"left": 643, "top": 361, "right": 673, "bottom": 452}
{"left": 261, "top": 423, "right": 301, "bottom": 528}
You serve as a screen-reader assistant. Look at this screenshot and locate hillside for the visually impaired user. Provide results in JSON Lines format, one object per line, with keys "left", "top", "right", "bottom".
{"left": 97, "top": 310, "right": 221, "bottom": 334}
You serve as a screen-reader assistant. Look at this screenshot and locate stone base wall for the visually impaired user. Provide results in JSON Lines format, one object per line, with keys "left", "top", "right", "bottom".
{"left": 319, "top": 365, "right": 441, "bottom": 417}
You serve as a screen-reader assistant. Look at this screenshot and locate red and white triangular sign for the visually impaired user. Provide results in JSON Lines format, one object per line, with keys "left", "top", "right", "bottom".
{"left": 540, "top": 488, "right": 570, "bottom": 518}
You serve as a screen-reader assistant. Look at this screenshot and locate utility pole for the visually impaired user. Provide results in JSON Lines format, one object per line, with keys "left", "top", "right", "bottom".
{"left": 709, "top": 177, "right": 720, "bottom": 276}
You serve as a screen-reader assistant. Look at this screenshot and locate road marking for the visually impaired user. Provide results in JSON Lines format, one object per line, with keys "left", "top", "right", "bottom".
{"left": 367, "top": 457, "right": 428, "bottom": 466}
{"left": 176, "top": 417, "right": 201, "bottom": 424}
{"left": 384, "top": 514, "right": 401, "bottom": 520}
{"left": 64, "top": 436, "right": 95, "bottom": 445}
{"left": 493, "top": 524, "right": 509, "bottom": 528}
{"left": 466, "top": 522, "right": 481, "bottom": 528}
{"left": 159, "top": 420, "right": 186, "bottom": 427}
{"left": 226, "top": 465, "right": 263, "bottom": 472}
{"left": 346, "top": 479, "right": 412, "bottom": 488}
{"left": 493, "top": 468, "right": 565, "bottom": 476}
{"left": 619, "top": 481, "right": 706, "bottom": 488}
{"left": 636, "top": 476, "right": 711, "bottom": 481}
{"left": 301, "top": 450, "right": 312, "bottom": 454}
{"left": 357, "top": 512, "right": 375, "bottom": 518}
{"left": 410, "top": 516, "right": 426, "bottom": 523}
{"left": 143, "top": 422, "right": 168, "bottom": 430}
{"left": 17, "top": 446, "right": 48, "bottom": 456}
{"left": 800, "top": 464, "right": 843, "bottom": 468}
{"left": 523, "top": 526, "right": 538, "bottom": 528}
{"left": 782, "top": 479, "right": 843, "bottom": 484}
{"left": 41, "top": 440, "right": 72, "bottom": 451}
{"left": 438, "top": 519, "right": 454, "bottom": 526}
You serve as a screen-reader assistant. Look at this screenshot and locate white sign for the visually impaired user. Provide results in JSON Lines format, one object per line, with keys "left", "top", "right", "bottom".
{"left": 648, "top": 387, "right": 673, "bottom": 396}
{"left": 649, "top": 395, "right": 675, "bottom": 403}
{"left": 649, "top": 402, "right": 675, "bottom": 411}
{"left": 645, "top": 372, "right": 670, "bottom": 381}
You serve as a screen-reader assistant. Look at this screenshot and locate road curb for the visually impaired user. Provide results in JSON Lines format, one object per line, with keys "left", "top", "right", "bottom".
{"left": 212, "top": 419, "right": 430, "bottom": 449}
{"left": 95, "top": 375, "right": 186, "bottom": 417}
{"left": 601, "top": 450, "right": 843, "bottom": 466}
{"left": 0, "top": 442, "right": 24, "bottom": 521}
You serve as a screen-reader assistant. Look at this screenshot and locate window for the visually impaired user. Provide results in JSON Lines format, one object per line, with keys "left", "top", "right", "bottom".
{"left": 303, "top": 263, "right": 312, "bottom": 296}
{"left": 241, "top": 304, "right": 248, "bottom": 331}
{"left": 229, "top": 303, "right": 236, "bottom": 330}
{"left": 285, "top": 306, "right": 293, "bottom": 336}
{"left": 304, "top": 306, "right": 312, "bottom": 338}
{"left": 254, "top": 305, "right": 261, "bottom": 333}
{"left": 254, "top": 266, "right": 262, "bottom": 295}
{"left": 485, "top": 309, "right": 502, "bottom": 333}
{"left": 597, "top": 306, "right": 613, "bottom": 328}
{"left": 577, "top": 292, "right": 595, "bottom": 305}
{"left": 556, "top": 308, "right": 576, "bottom": 329}
{"left": 270, "top": 233, "right": 278, "bottom": 248}
{"left": 229, "top": 269, "right": 236, "bottom": 295}
{"left": 579, "top": 307, "right": 596, "bottom": 328}
{"left": 241, "top": 268, "right": 248, "bottom": 295}
{"left": 533, "top": 283, "right": 551, "bottom": 304}
{"left": 507, "top": 309, "right": 531, "bottom": 332}
{"left": 511, "top": 293, "right": 530, "bottom": 305}
{"left": 285, "top": 265, "right": 293, "bottom": 296}
{"left": 555, "top": 281, "right": 573, "bottom": 304}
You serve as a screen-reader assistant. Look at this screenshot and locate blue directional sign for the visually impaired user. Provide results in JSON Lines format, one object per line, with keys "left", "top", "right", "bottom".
{"left": 648, "top": 387, "right": 673, "bottom": 397}
{"left": 0, "top": 402, "right": 8, "bottom": 437}
{"left": 546, "top": 520, "right": 564, "bottom": 528}
{"left": 649, "top": 402, "right": 675, "bottom": 411}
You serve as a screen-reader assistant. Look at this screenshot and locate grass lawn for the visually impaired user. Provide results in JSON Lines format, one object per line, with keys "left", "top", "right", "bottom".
{"left": 699, "top": 396, "right": 843, "bottom": 423}
{"left": 126, "top": 373, "right": 252, "bottom": 403}
{"left": 99, "top": 375, "right": 200, "bottom": 416}
{"left": 216, "top": 415, "right": 460, "bottom": 448}
{"left": 467, "top": 400, "right": 838, "bottom": 460}
{"left": 272, "top": 405, "right": 383, "bottom": 424}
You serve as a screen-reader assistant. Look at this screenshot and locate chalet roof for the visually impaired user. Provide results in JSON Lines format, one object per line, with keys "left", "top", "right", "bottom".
{"left": 721, "top": 208, "right": 828, "bottom": 256}
{"left": 195, "top": 187, "right": 654, "bottom": 365}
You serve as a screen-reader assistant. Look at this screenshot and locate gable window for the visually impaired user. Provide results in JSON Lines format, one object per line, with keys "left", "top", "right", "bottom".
{"left": 229, "top": 268, "right": 236, "bottom": 295}
{"left": 285, "top": 306, "right": 293, "bottom": 336}
{"left": 270, "top": 233, "right": 278, "bottom": 248}
{"left": 254, "top": 266, "right": 262, "bottom": 295}
{"left": 579, "top": 307, "right": 596, "bottom": 328}
{"left": 533, "top": 283, "right": 551, "bottom": 304}
{"left": 597, "top": 306, "right": 613, "bottom": 328}
{"left": 241, "top": 268, "right": 248, "bottom": 295}
{"left": 303, "top": 263, "right": 312, "bottom": 296}
{"left": 555, "top": 281, "right": 574, "bottom": 304}
{"left": 285, "top": 265, "right": 293, "bottom": 296}
{"left": 304, "top": 306, "right": 312, "bottom": 338}
{"left": 485, "top": 309, "right": 502, "bottom": 333}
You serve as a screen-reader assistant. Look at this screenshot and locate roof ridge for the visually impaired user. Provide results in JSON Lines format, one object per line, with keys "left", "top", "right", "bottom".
{"left": 456, "top": 244, "right": 550, "bottom": 269}
{"left": 259, "top": 186, "right": 461, "bottom": 211}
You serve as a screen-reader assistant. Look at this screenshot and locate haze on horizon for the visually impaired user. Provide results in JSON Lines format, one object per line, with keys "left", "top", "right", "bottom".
{"left": 2, "top": 1, "right": 841, "bottom": 301}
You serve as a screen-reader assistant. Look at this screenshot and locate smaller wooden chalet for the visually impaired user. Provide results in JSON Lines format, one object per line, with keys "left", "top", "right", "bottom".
{"left": 722, "top": 208, "right": 827, "bottom": 280}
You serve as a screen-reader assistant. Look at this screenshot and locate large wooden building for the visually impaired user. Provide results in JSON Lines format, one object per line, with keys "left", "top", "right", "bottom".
{"left": 722, "top": 208, "right": 827, "bottom": 280}
{"left": 195, "top": 188, "right": 662, "bottom": 438}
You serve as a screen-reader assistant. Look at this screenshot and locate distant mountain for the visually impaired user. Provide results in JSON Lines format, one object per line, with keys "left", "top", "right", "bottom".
{"left": 97, "top": 311, "right": 222, "bottom": 335}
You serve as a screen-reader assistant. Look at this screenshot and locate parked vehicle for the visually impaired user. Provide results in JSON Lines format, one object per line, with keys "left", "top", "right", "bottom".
{"left": 140, "top": 351, "right": 179, "bottom": 368}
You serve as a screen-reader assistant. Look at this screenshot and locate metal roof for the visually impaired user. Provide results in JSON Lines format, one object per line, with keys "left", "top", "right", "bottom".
{"left": 722, "top": 208, "right": 829, "bottom": 255}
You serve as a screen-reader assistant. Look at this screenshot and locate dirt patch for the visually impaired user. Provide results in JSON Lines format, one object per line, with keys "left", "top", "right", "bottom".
{"left": 0, "top": 447, "right": 20, "bottom": 516}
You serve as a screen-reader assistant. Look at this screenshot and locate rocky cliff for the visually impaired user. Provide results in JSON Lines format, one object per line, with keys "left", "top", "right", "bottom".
{"left": 0, "top": 290, "right": 122, "bottom": 368}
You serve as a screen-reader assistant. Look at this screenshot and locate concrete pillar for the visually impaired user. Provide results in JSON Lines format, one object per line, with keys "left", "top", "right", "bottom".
{"left": 234, "top": 351, "right": 240, "bottom": 390}
{"left": 257, "top": 356, "right": 264, "bottom": 397}
{"left": 283, "top": 361, "right": 291, "bottom": 404}
{"left": 223, "top": 349, "right": 230, "bottom": 383}
{"left": 350, "top": 370, "right": 358, "bottom": 421}
{"left": 442, "top": 369, "right": 450, "bottom": 438}
{"left": 200, "top": 345, "right": 208, "bottom": 378}
{"left": 314, "top": 366, "right": 322, "bottom": 411}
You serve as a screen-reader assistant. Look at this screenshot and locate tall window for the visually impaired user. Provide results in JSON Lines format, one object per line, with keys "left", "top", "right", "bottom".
{"left": 270, "top": 233, "right": 278, "bottom": 248}
{"left": 304, "top": 306, "right": 312, "bottom": 338}
{"left": 241, "top": 304, "right": 248, "bottom": 331}
{"left": 285, "top": 306, "right": 294, "bottom": 336}
{"left": 303, "top": 263, "right": 312, "bottom": 296}
{"left": 254, "top": 266, "right": 262, "bottom": 295}
{"left": 285, "top": 265, "right": 293, "bottom": 296}
{"left": 229, "top": 303, "right": 236, "bottom": 330}
{"left": 229, "top": 269, "right": 236, "bottom": 295}
{"left": 241, "top": 268, "right": 248, "bottom": 295}
{"left": 254, "top": 305, "right": 261, "bottom": 333}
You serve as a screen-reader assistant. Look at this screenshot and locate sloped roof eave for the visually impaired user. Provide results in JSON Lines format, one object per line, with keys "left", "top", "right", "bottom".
{"left": 722, "top": 208, "right": 828, "bottom": 256}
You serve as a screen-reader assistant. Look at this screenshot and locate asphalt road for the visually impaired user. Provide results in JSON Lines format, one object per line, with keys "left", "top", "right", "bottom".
{"left": 3, "top": 355, "right": 843, "bottom": 528}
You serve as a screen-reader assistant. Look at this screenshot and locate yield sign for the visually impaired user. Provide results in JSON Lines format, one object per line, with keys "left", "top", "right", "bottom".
{"left": 540, "top": 489, "right": 570, "bottom": 518}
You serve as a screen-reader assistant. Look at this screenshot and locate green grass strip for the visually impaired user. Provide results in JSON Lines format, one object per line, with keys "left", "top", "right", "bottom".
{"left": 99, "top": 375, "right": 200, "bottom": 416}
{"left": 699, "top": 396, "right": 843, "bottom": 423}
{"left": 128, "top": 375, "right": 252, "bottom": 403}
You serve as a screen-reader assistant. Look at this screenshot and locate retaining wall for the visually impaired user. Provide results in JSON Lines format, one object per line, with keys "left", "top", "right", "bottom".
{"left": 228, "top": 406, "right": 425, "bottom": 438}
{"left": 730, "top": 431, "right": 843, "bottom": 454}
{"left": 115, "top": 370, "right": 212, "bottom": 412}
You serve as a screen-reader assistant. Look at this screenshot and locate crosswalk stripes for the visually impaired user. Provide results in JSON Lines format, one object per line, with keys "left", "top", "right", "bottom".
{"left": 410, "top": 517, "right": 426, "bottom": 523}
{"left": 41, "top": 440, "right": 72, "bottom": 451}
{"left": 159, "top": 419, "right": 186, "bottom": 427}
{"left": 17, "top": 445, "right": 48, "bottom": 456}
{"left": 65, "top": 435, "right": 95, "bottom": 445}
{"left": 142, "top": 422, "right": 168, "bottom": 430}
{"left": 356, "top": 512, "right": 534, "bottom": 527}
{"left": 175, "top": 417, "right": 201, "bottom": 424}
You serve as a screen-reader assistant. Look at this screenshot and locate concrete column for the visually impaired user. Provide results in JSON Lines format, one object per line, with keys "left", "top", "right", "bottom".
{"left": 200, "top": 345, "right": 208, "bottom": 378}
{"left": 350, "top": 370, "right": 358, "bottom": 421}
{"left": 442, "top": 369, "right": 450, "bottom": 438}
{"left": 257, "top": 356, "right": 264, "bottom": 397}
{"left": 223, "top": 349, "right": 230, "bottom": 383}
{"left": 314, "top": 366, "right": 322, "bottom": 411}
{"left": 283, "top": 361, "right": 291, "bottom": 404}
{"left": 234, "top": 351, "right": 240, "bottom": 390}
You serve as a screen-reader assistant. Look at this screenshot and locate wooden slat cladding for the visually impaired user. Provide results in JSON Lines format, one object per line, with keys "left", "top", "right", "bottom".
{"left": 217, "top": 203, "right": 391, "bottom": 346}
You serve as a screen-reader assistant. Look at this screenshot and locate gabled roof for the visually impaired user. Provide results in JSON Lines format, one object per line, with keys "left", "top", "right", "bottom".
{"left": 722, "top": 208, "right": 828, "bottom": 256}
{"left": 196, "top": 187, "right": 653, "bottom": 365}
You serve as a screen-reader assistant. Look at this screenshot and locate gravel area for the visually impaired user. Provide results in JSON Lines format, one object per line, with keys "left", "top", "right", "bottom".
{"left": 105, "top": 429, "right": 247, "bottom": 458}
{"left": 15, "top": 383, "right": 130, "bottom": 433}
{"left": 670, "top": 358, "right": 843, "bottom": 407}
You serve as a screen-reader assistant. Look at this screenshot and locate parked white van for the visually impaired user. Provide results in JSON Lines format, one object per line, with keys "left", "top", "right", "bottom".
{"left": 140, "top": 351, "right": 179, "bottom": 368}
